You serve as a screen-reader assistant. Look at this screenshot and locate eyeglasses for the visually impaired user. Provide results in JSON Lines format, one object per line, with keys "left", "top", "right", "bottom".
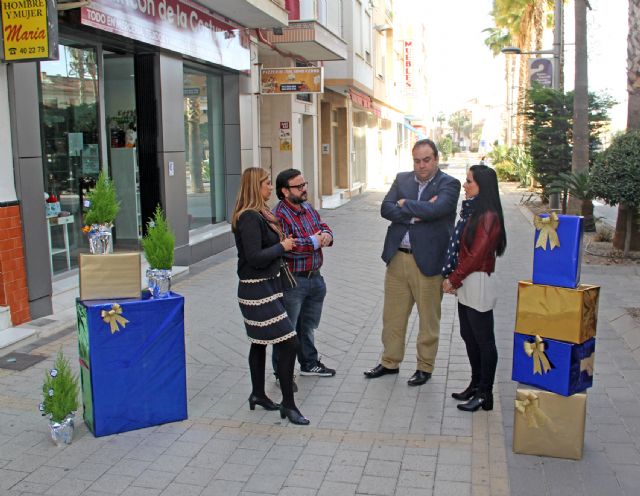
{"left": 286, "top": 182, "right": 307, "bottom": 191}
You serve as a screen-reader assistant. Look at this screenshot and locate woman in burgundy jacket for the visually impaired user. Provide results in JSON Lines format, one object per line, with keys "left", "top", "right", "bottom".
{"left": 442, "top": 164, "right": 507, "bottom": 412}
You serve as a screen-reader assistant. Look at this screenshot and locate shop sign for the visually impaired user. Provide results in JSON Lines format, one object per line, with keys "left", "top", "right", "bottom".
{"left": 80, "top": 0, "right": 249, "bottom": 71}
{"left": 529, "top": 57, "right": 553, "bottom": 88}
{"left": 404, "top": 40, "right": 413, "bottom": 92}
{"left": 0, "top": 0, "right": 58, "bottom": 62}
{"left": 260, "top": 67, "right": 324, "bottom": 95}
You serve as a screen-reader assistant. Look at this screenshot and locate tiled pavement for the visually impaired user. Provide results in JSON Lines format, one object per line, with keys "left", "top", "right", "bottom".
{"left": 1, "top": 173, "right": 640, "bottom": 495}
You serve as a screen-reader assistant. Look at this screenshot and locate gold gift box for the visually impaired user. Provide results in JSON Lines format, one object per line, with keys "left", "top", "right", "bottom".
{"left": 513, "top": 388, "right": 587, "bottom": 460}
{"left": 79, "top": 253, "right": 141, "bottom": 300}
{"left": 515, "top": 280, "right": 599, "bottom": 344}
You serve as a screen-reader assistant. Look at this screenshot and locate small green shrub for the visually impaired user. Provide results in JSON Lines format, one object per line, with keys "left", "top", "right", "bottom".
{"left": 142, "top": 206, "right": 175, "bottom": 270}
{"left": 40, "top": 351, "right": 79, "bottom": 423}
{"left": 84, "top": 171, "right": 120, "bottom": 225}
{"left": 494, "top": 162, "right": 519, "bottom": 182}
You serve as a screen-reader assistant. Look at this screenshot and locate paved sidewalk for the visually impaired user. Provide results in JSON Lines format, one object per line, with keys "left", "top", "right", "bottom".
{"left": 1, "top": 180, "right": 639, "bottom": 496}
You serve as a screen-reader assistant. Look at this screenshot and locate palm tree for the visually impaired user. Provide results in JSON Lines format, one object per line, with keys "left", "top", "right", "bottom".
{"left": 613, "top": 0, "right": 640, "bottom": 251}
{"left": 483, "top": 27, "right": 512, "bottom": 143}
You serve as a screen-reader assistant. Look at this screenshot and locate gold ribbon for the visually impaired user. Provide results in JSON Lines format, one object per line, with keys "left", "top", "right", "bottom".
{"left": 524, "top": 335, "right": 552, "bottom": 375}
{"left": 534, "top": 213, "right": 561, "bottom": 250}
{"left": 515, "top": 391, "right": 551, "bottom": 429}
{"left": 580, "top": 353, "right": 595, "bottom": 376}
{"left": 101, "top": 303, "right": 129, "bottom": 334}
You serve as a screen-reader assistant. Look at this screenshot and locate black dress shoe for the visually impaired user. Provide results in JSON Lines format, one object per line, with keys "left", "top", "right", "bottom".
{"left": 451, "top": 383, "right": 478, "bottom": 401}
{"left": 457, "top": 392, "right": 493, "bottom": 412}
{"left": 280, "top": 405, "right": 310, "bottom": 425}
{"left": 364, "top": 364, "right": 399, "bottom": 379}
{"left": 407, "top": 370, "right": 432, "bottom": 386}
{"left": 248, "top": 394, "right": 280, "bottom": 411}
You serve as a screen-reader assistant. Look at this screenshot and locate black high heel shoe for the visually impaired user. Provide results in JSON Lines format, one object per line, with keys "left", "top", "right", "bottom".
{"left": 451, "top": 383, "right": 477, "bottom": 401}
{"left": 279, "top": 405, "right": 310, "bottom": 425}
{"left": 248, "top": 394, "right": 280, "bottom": 411}
{"left": 457, "top": 392, "right": 493, "bottom": 412}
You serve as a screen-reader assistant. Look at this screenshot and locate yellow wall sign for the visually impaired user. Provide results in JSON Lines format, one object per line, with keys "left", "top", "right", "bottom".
{"left": 260, "top": 67, "right": 324, "bottom": 95}
{"left": 1, "top": 0, "right": 54, "bottom": 61}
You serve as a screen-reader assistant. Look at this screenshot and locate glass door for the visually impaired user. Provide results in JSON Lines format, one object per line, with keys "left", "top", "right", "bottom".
{"left": 104, "top": 54, "right": 141, "bottom": 248}
{"left": 40, "top": 43, "right": 100, "bottom": 275}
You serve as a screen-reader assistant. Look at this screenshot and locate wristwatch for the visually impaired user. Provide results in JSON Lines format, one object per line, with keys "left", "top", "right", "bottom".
{"left": 396, "top": 200, "right": 401, "bottom": 207}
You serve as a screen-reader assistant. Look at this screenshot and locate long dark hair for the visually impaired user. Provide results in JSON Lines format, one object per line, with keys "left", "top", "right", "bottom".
{"left": 463, "top": 164, "right": 507, "bottom": 257}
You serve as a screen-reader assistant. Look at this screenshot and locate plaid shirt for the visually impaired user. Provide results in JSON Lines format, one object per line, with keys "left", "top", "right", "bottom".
{"left": 274, "top": 200, "right": 333, "bottom": 273}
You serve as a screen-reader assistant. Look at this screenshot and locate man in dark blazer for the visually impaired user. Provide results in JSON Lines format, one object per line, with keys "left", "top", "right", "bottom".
{"left": 365, "top": 138, "right": 461, "bottom": 386}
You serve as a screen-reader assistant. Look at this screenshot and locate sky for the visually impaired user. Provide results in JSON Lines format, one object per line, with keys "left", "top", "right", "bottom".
{"left": 424, "top": 0, "right": 629, "bottom": 132}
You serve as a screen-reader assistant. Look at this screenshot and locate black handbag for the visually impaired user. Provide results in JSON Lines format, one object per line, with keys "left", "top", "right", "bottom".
{"left": 280, "top": 260, "right": 297, "bottom": 289}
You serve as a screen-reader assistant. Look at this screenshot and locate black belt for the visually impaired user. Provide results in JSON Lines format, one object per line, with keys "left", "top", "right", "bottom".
{"left": 294, "top": 270, "right": 320, "bottom": 278}
{"left": 398, "top": 247, "right": 412, "bottom": 254}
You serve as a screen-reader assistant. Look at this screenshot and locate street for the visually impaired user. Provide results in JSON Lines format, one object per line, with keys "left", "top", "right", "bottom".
{"left": 1, "top": 179, "right": 640, "bottom": 496}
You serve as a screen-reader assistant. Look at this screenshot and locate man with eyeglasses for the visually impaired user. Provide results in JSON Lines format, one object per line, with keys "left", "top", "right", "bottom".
{"left": 365, "top": 138, "right": 461, "bottom": 386}
{"left": 272, "top": 168, "right": 336, "bottom": 388}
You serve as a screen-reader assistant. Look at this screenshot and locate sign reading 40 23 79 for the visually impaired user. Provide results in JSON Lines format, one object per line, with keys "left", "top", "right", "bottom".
{"left": 0, "top": 0, "right": 58, "bottom": 62}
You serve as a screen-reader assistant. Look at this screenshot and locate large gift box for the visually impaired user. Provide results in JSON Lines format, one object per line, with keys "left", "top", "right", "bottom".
{"left": 79, "top": 253, "right": 141, "bottom": 300}
{"left": 532, "top": 214, "right": 583, "bottom": 289}
{"left": 515, "top": 280, "right": 599, "bottom": 344}
{"left": 77, "top": 291, "right": 187, "bottom": 437}
{"left": 512, "top": 332, "right": 595, "bottom": 396}
{"left": 513, "top": 388, "right": 587, "bottom": 460}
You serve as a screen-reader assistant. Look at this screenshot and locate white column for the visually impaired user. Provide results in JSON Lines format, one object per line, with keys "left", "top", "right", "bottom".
{"left": 0, "top": 64, "right": 17, "bottom": 203}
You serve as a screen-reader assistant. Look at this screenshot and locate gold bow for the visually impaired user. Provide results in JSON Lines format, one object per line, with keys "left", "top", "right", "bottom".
{"left": 524, "top": 335, "right": 552, "bottom": 375}
{"left": 515, "top": 392, "right": 551, "bottom": 429}
{"left": 580, "top": 353, "right": 595, "bottom": 376}
{"left": 101, "top": 303, "right": 129, "bottom": 334}
{"left": 534, "top": 213, "right": 560, "bottom": 250}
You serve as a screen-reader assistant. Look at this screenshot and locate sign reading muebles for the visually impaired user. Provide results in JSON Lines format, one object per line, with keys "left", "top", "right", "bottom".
{"left": 0, "top": 0, "right": 58, "bottom": 62}
{"left": 80, "top": 0, "right": 250, "bottom": 71}
{"left": 260, "top": 67, "right": 324, "bottom": 95}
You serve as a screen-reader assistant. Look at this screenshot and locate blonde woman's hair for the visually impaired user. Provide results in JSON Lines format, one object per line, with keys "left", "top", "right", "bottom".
{"left": 231, "top": 167, "right": 270, "bottom": 230}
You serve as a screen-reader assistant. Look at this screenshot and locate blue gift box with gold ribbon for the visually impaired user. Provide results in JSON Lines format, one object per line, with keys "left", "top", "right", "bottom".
{"left": 532, "top": 214, "right": 583, "bottom": 289}
{"left": 76, "top": 291, "right": 187, "bottom": 437}
{"left": 511, "top": 332, "right": 595, "bottom": 396}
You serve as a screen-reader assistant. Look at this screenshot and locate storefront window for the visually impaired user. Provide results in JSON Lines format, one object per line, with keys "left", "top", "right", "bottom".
{"left": 183, "top": 68, "right": 225, "bottom": 229}
{"left": 40, "top": 44, "right": 100, "bottom": 275}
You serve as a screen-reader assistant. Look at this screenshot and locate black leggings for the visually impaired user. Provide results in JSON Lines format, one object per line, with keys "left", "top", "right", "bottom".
{"left": 457, "top": 302, "right": 498, "bottom": 393}
{"left": 249, "top": 337, "right": 297, "bottom": 410}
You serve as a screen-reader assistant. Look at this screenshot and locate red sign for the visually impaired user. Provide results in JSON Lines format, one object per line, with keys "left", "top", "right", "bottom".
{"left": 349, "top": 88, "right": 371, "bottom": 109}
{"left": 80, "top": 0, "right": 250, "bottom": 71}
{"left": 404, "top": 41, "right": 413, "bottom": 91}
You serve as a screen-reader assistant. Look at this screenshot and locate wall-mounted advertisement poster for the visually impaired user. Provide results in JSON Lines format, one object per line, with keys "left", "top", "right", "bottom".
{"left": 0, "top": 0, "right": 58, "bottom": 62}
{"left": 261, "top": 67, "right": 323, "bottom": 95}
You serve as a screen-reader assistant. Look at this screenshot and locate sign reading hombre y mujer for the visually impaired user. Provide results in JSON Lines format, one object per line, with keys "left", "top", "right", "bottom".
{"left": 80, "top": 0, "right": 250, "bottom": 71}
{"left": 0, "top": 0, "right": 58, "bottom": 62}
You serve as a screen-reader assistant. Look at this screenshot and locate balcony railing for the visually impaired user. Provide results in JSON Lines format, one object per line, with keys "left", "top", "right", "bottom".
{"left": 298, "top": 0, "right": 343, "bottom": 38}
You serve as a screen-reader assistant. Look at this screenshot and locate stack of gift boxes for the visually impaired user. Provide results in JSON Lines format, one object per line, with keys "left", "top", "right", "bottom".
{"left": 512, "top": 213, "right": 598, "bottom": 460}
{"left": 76, "top": 253, "right": 187, "bottom": 437}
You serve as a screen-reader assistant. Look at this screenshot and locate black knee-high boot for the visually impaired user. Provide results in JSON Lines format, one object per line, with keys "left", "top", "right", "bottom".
{"left": 248, "top": 343, "right": 279, "bottom": 411}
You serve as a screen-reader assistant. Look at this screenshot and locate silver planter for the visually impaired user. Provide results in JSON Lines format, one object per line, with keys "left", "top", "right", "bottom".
{"left": 146, "top": 268, "right": 172, "bottom": 298}
{"left": 88, "top": 224, "right": 113, "bottom": 254}
{"left": 49, "top": 414, "right": 75, "bottom": 446}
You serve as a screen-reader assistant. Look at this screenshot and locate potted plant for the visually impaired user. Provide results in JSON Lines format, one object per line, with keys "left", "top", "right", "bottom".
{"left": 83, "top": 170, "right": 120, "bottom": 254}
{"left": 142, "top": 205, "right": 175, "bottom": 298}
{"left": 39, "top": 351, "right": 79, "bottom": 445}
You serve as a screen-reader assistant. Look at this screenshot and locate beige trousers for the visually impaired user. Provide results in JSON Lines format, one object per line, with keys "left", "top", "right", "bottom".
{"left": 380, "top": 251, "right": 443, "bottom": 373}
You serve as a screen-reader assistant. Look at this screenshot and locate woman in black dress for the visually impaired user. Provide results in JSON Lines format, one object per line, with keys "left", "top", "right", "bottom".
{"left": 232, "top": 167, "right": 309, "bottom": 425}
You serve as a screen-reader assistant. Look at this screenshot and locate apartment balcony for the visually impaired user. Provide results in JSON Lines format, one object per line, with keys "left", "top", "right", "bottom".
{"left": 201, "top": 0, "right": 289, "bottom": 28}
{"left": 261, "top": 0, "right": 347, "bottom": 61}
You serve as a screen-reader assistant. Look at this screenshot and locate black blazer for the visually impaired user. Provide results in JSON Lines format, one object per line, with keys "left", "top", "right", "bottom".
{"left": 381, "top": 169, "right": 461, "bottom": 276}
{"left": 234, "top": 210, "right": 285, "bottom": 279}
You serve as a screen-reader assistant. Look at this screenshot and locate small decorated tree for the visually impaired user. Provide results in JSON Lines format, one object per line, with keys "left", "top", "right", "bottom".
{"left": 84, "top": 170, "right": 120, "bottom": 226}
{"left": 142, "top": 206, "right": 175, "bottom": 270}
{"left": 40, "top": 351, "right": 79, "bottom": 423}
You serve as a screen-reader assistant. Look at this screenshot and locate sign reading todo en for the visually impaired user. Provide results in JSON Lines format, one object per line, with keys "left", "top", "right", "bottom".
{"left": 0, "top": 0, "right": 58, "bottom": 62}
{"left": 260, "top": 67, "right": 324, "bottom": 95}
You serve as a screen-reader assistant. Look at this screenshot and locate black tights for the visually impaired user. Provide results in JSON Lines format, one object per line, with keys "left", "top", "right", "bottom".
{"left": 249, "top": 338, "right": 297, "bottom": 410}
{"left": 458, "top": 302, "right": 498, "bottom": 394}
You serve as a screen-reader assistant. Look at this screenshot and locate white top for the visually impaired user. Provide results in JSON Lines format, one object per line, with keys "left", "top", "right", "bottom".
{"left": 456, "top": 271, "right": 497, "bottom": 312}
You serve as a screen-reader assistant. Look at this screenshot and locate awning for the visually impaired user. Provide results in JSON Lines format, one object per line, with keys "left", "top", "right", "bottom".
{"left": 403, "top": 121, "right": 426, "bottom": 138}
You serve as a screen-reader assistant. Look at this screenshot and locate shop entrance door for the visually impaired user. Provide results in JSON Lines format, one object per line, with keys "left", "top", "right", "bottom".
{"left": 104, "top": 55, "right": 142, "bottom": 249}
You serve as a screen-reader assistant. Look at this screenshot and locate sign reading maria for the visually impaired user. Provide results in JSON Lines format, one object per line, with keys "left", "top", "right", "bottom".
{"left": 0, "top": 0, "right": 58, "bottom": 62}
